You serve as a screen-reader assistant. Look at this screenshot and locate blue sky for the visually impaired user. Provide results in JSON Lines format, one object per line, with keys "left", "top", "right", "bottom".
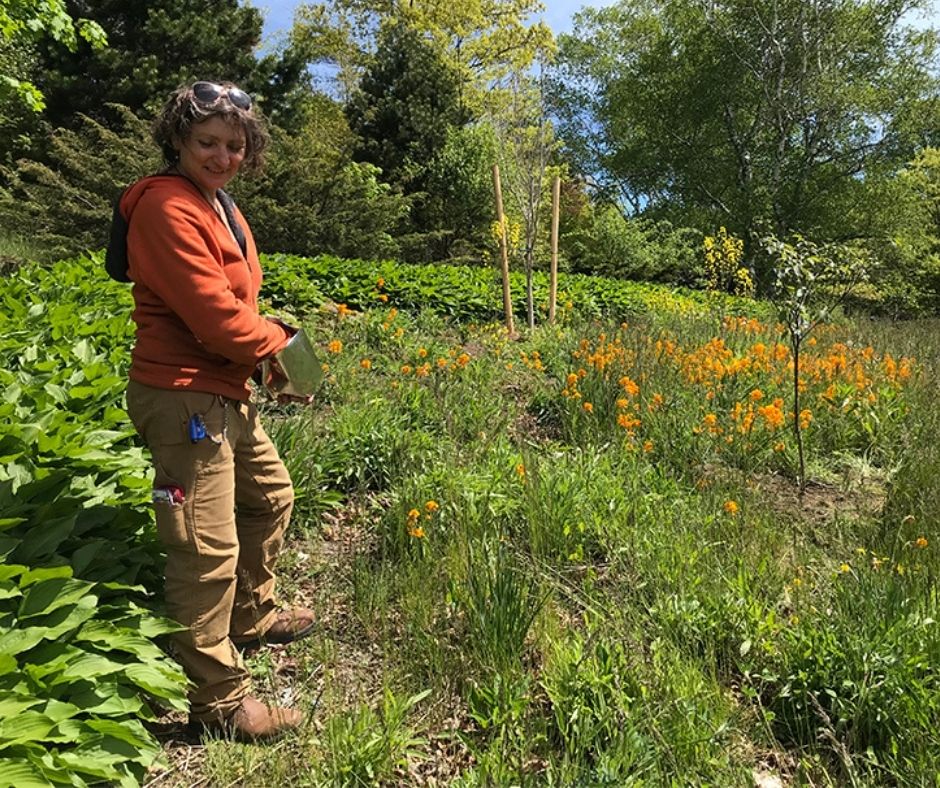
{"left": 257, "top": 0, "right": 619, "bottom": 45}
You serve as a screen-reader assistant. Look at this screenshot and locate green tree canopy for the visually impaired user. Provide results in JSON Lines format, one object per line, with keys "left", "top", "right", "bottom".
{"left": 0, "top": 0, "right": 105, "bottom": 112}
{"left": 32, "top": 0, "right": 311, "bottom": 132}
{"left": 345, "top": 19, "right": 477, "bottom": 261}
{"left": 232, "top": 95, "right": 409, "bottom": 260}
{"left": 346, "top": 20, "right": 468, "bottom": 194}
{"left": 292, "top": 0, "right": 554, "bottom": 111}
{"left": 550, "top": 0, "right": 940, "bottom": 273}
{"left": 0, "top": 105, "right": 157, "bottom": 260}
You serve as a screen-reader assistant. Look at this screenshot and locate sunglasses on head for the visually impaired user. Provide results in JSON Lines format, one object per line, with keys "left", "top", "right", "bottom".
{"left": 192, "top": 81, "right": 252, "bottom": 111}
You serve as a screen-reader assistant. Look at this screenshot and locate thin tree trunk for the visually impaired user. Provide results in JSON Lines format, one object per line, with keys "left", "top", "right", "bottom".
{"left": 492, "top": 164, "right": 515, "bottom": 336}
{"left": 793, "top": 334, "right": 805, "bottom": 493}
{"left": 549, "top": 176, "right": 560, "bottom": 324}
{"left": 525, "top": 248, "right": 534, "bottom": 329}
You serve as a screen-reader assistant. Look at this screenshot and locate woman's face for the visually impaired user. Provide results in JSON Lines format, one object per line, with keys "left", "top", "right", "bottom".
{"left": 176, "top": 116, "right": 246, "bottom": 199}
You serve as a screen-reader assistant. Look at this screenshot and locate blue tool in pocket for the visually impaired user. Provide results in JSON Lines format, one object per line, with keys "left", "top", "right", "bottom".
{"left": 188, "top": 405, "right": 227, "bottom": 445}
{"left": 188, "top": 413, "right": 208, "bottom": 443}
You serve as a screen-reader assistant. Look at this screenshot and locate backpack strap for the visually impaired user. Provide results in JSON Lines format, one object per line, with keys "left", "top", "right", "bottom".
{"left": 217, "top": 188, "right": 247, "bottom": 259}
{"left": 104, "top": 189, "right": 132, "bottom": 283}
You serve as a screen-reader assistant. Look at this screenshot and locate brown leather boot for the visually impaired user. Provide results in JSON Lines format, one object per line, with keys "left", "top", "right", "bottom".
{"left": 234, "top": 607, "right": 316, "bottom": 651}
{"left": 192, "top": 696, "right": 303, "bottom": 742}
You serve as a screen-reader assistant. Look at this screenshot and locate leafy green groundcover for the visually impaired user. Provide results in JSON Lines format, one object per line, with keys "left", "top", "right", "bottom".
{"left": 261, "top": 252, "right": 768, "bottom": 322}
{"left": 0, "top": 257, "right": 188, "bottom": 786}
{"left": 0, "top": 564, "right": 187, "bottom": 788}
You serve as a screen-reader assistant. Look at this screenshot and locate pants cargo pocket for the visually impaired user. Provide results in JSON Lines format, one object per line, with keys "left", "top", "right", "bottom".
{"left": 153, "top": 496, "right": 189, "bottom": 547}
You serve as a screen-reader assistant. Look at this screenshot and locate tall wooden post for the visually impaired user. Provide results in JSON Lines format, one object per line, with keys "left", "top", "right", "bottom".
{"left": 492, "top": 164, "right": 515, "bottom": 336}
{"left": 549, "top": 175, "right": 560, "bottom": 324}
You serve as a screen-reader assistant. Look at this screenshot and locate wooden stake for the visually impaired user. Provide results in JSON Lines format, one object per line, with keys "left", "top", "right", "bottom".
{"left": 549, "top": 175, "right": 560, "bottom": 324}
{"left": 492, "top": 164, "right": 515, "bottom": 336}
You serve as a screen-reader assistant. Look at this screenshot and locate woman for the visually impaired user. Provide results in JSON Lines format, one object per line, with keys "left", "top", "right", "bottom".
{"left": 121, "top": 81, "right": 313, "bottom": 741}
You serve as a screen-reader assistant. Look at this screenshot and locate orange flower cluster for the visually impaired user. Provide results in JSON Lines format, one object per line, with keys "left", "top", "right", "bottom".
{"left": 407, "top": 500, "right": 440, "bottom": 539}
{"left": 562, "top": 370, "right": 585, "bottom": 400}
{"left": 521, "top": 350, "right": 544, "bottom": 371}
{"left": 617, "top": 413, "right": 641, "bottom": 433}
{"left": 572, "top": 334, "right": 637, "bottom": 377}
{"left": 372, "top": 277, "right": 389, "bottom": 303}
{"left": 722, "top": 316, "right": 766, "bottom": 335}
{"left": 380, "top": 307, "right": 399, "bottom": 333}
{"left": 396, "top": 348, "right": 471, "bottom": 379}
{"left": 554, "top": 321, "right": 916, "bottom": 465}
{"left": 407, "top": 507, "right": 424, "bottom": 538}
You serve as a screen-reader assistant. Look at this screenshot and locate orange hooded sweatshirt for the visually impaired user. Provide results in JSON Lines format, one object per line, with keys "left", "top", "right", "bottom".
{"left": 122, "top": 175, "right": 290, "bottom": 401}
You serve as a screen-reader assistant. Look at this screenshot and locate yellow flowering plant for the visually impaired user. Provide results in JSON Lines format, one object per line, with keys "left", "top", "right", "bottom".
{"left": 703, "top": 227, "right": 753, "bottom": 297}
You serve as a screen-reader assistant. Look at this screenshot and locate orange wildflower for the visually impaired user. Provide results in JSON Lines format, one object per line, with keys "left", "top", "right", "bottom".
{"left": 759, "top": 404, "right": 785, "bottom": 429}
{"left": 619, "top": 376, "right": 639, "bottom": 397}
{"left": 617, "top": 414, "right": 641, "bottom": 430}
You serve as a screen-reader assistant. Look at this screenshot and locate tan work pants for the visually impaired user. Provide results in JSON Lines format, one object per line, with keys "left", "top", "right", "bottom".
{"left": 126, "top": 380, "right": 294, "bottom": 722}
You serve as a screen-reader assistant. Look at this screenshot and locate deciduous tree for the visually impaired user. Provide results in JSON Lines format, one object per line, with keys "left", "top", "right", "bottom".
{"left": 293, "top": 0, "right": 553, "bottom": 110}
{"left": 551, "top": 0, "right": 939, "bottom": 282}
{"left": 0, "top": 0, "right": 105, "bottom": 113}
{"left": 493, "top": 70, "right": 558, "bottom": 327}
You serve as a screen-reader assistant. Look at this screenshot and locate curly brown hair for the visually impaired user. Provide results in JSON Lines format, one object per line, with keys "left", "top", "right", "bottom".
{"left": 151, "top": 81, "right": 268, "bottom": 174}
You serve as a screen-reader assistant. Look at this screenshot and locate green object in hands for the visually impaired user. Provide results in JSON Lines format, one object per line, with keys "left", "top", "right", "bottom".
{"left": 266, "top": 328, "right": 324, "bottom": 397}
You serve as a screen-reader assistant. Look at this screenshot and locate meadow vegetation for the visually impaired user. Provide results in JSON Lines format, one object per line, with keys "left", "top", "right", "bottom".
{"left": 3, "top": 254, "right": 938, "bottom": 785}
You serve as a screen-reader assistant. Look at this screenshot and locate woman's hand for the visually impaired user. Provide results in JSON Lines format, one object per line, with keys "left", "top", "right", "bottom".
{"left": 265, "top": 357, "right": 314, "bottom": 404}
{"left": 276, "top": 392, "right": 314, "bottom": 405}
